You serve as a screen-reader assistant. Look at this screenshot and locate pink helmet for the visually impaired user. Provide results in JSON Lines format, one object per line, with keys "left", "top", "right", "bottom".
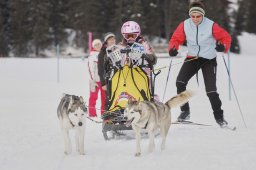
{"left": 121, "top": 21, "right": 141, "bottom": 42}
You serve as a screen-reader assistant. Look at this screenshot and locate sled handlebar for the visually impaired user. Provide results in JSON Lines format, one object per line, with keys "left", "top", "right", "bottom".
{"left": 120, "top": 48, "right": 131, "bottom": 53}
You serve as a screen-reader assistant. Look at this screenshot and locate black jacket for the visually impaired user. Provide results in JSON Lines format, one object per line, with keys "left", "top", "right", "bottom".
{"left": 97, "top": 45, "right": 108, "bottom": 86}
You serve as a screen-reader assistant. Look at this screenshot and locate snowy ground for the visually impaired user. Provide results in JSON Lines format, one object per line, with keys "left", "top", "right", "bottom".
{"left": 1, "top": 35, "right": 256, "bottom": 170}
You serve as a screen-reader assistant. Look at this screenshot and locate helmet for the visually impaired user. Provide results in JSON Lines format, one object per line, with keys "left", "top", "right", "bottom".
{"left": 121, "top": 21, "right": 141, "bottom": 43}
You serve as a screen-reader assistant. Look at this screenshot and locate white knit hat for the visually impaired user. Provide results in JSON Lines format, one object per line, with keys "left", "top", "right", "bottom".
{"left": 104, "top": 32, "right": 115, "bottom": 42}
{"left": 92, "top": 39, "right": 102, "bottom": 48}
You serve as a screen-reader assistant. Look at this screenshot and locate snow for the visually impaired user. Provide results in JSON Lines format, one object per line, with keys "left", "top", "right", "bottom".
{"left": 1, "top": 34, "right": 256, "bottom": 170}
{"left": 238, "top": 32, "right": 256, "bottom": 56}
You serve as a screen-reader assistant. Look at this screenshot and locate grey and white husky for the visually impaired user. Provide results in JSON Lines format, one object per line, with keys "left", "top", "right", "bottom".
{"left": 124, "top": 91, "right": 193, "bottom": 156}
{"left": 57, "top": 94, "right": 87, "bottom": 155}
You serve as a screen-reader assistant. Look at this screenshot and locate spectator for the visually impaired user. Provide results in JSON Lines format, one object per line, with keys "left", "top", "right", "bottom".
{"left": 88, "top": 39, "right": 106, "bottom": 118}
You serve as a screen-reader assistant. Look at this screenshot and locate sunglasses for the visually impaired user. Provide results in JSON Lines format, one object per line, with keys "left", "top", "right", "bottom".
{"left": 191, "top": 15, "right": 202, "bottom": 19}
{"left": 124, "top": 33, "right": 138, "bottom": 40}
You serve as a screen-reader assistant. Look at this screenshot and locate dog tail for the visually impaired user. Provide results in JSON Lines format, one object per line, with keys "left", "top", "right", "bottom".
{"left": 165, "top": 90, "right": 194, "bottom": 108}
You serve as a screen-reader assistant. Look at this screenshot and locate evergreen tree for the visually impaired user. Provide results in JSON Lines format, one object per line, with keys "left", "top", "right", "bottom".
{"left": 30, "top": 0, "right": 51, "bottom": 56}
{"left": 86, "top": 0, "right": 105, "bottom": 36}
{"left": 130, "top": 0, "right": 145, "bottom": 25}
{"left": 0, "top": 0, "right": 11, "bottom": 57}
{"left": 0, "top": 0, "right": 252, "bottom": 57}
{"left": 246, "top": 0, "right": 256, "bottom": 34}
{"left": 203, "top": 0, "right": 241, "bottom": 53}
{"left": 230, "top": 32, "right": 240, "bottom": 53}
{"left": 164, "top": 0, "right": 189, "bottom": 40}
{"left": 68, "top": 0, "right": 104, "bottom": 49}
{"left": 110, "top": 0, "right": 124, "bottom": 39}
{"left": 49, "top": 0, "right": 69, "bottom": 46}
{"left": 67, "top": 0, "right": 88, "bottom": 48}
{"left": 163, "top": 0, "right": 171, "bottom": 40}
{"left": 10, "top": 0, "right": 34, "bottom": 57}
{"left": 204, "top": 0, "right": 231, "bottom": 31}
{"left": 143, "top": 0, "right": 163, "bottom": 39}
{"left": 235, "top": 0, "right": 250, "bottom": 35}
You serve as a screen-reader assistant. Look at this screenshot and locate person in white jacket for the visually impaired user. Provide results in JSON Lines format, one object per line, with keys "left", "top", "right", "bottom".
{"left": 88, "top": 39, "right": 106, "bottom": 117}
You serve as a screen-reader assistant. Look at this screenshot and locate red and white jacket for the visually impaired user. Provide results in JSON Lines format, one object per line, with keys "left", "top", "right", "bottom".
{"left": 88, "top": 49, "right": 100, "bottom": 82}
{"left": 169, "top": 17, "right": 231, "bottom": 59}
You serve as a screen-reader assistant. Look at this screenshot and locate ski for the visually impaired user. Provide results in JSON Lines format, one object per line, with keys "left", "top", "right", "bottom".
{"left": 173, "top": 120, "right": 237, "bottom": 131}
{"left": 172, "top": 120, "right": 212, "bottom": 126}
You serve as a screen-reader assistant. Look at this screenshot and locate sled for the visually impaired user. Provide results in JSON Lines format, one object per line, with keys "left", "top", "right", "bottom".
{"left": 101, "top": 44, "right": 160, "bottom": 140}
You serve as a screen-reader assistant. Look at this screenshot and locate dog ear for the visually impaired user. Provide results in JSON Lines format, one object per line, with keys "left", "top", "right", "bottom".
{"left": 129, "top": 97, "right": 139, "bottom": 104}
{"left": 67, "top": 96, "right": 73, "bottom": 111}
{"left": 79, "top": 96, "right": 84, "bottom": 103}
{"left": 128, "top": 97, "right": 133, "bottom": 104}
{"left": 136, "top": 109, "right": 142, "bottom": 115}
{"left": 61, "top": 93, "right": 67, "bottom": 99}
{"left": 136, "top": 98, "right": 141, "bottom": 105}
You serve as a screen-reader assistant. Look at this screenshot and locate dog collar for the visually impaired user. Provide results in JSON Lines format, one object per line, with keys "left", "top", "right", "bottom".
{"left": 144, "top": 121, "right": 149, "bottom": 129}
{"left": 68, "top": 109, "right": 75, "bottom": 127}
{"left": 69, "top": 120, "right": 75, "bottom": 127}
{"left": 137, "top": 109, "right": 150, "bottom": 129}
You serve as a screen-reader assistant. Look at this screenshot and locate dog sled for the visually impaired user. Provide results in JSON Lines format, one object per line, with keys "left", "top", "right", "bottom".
{"left": 101, "top": 43, "right": 160, "bottom": 140}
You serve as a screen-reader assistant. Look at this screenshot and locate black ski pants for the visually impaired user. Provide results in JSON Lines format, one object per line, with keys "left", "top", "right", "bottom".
{"left": 176, "top": 57, "right": 224, "bottom": 121}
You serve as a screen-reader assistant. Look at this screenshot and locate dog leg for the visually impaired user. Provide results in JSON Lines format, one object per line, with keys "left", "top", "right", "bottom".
{"left": 160, "top": 126, "right": 166, "bottom": 150}
{"left": 78, "top": 127, "right": 85, "bottom": 155}
{"left": 134, "top": 127, "right": 141, "bottom": 157}
{"left": 161, "top": 123, "right": 171, "bottom": 151}
{"left": 75, "top": 129, "right": 80, "bottom": 153}
{"left": 63, "top": 130, "right": 72, "bottom": 155}
{"left": 148, "top": 130, "right": 155, "bottom": 153}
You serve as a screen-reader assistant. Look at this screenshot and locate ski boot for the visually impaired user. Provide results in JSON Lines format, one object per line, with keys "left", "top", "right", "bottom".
{"left": 216, "top": 119, "right": 228, "bottom": 128}
{"left": 177, "top": 110, "right": 190, "bottom": 122}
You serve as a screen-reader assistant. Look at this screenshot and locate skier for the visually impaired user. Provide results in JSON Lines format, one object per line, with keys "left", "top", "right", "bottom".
{"left": 168, "top": 1, "right": 231, "bottom": 127}
{"left": 88, "top": 39, "right": 106, "bottom": 118}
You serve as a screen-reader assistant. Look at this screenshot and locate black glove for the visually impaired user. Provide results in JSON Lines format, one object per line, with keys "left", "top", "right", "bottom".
{"left": 215, "top": 42, "right": 225, "bottom": 52}
{"left": 169, "top": 48, "right": 178, "bottom": 57}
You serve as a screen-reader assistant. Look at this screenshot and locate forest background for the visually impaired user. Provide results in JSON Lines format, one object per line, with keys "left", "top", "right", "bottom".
{"left": 0, "top": 0, "right": 255, "bottom": 57}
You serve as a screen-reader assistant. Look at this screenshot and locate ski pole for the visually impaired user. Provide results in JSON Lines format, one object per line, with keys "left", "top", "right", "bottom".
{"left": 228, "top": 51, "right": 231, "bottom": 100}
{"left": 57, "top": 44, "right": 60, "bottom": 83}
{"left": 222, "top": 54, "right": 247, "bottom": 128}
{"left": 162, "top": 58, "right": 173, "bottom": 102}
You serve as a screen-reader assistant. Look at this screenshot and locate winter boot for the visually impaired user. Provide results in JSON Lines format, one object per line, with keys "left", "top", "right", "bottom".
{"left": 177, "top": 110, "right": 190, "bottom": 122}
{"left": 216, "top": 119, "right": 228, "bottom": 128}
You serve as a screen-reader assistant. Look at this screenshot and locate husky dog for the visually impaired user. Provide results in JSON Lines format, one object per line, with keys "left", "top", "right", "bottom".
{"left": 124, "top": 91, "right": 193, "bottom": 156}
{"left": 57, "top": 94, "right": 87, "bottom": 155}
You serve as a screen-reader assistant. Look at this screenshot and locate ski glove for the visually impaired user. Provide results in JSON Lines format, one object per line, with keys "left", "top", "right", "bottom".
{"left": 143, "top": 54, "right": 157, "bottom": 65}
{"left": 215, "top": 42, "right": 225, "bottom": 52}
{"left": 169, "top": 48, "right": 178, "bottom": 57}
